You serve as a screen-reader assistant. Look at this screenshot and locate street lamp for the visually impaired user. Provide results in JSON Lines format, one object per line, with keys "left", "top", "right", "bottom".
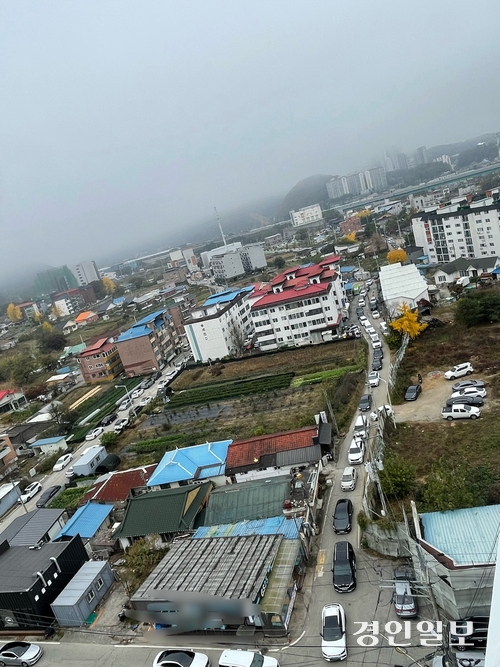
{"left": 115, "top": 384, "right": 137, "bottom": 417}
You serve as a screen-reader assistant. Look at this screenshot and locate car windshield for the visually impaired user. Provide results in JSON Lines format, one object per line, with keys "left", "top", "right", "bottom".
{"left": 350, "top": 447, "right": 360, "bottom": 455}
{"left": 323, "top": 617, "right": 342, "bottom": 642}
{"left": 342, "top": 473, "right": 352, "bottom": 482}
{"left": 334, "top": 563, "right": 352, "bottom": 576}
{"left": 396, "top": 594, "right": 414, "bottom": 606}
{"left": 8, "top": 645, "right": 29, "bottom": 657}
{"left": 249, "top": 655, "right": 264, "bottom": 667}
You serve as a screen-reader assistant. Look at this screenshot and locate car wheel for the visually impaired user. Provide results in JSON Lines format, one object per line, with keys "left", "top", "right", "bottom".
{"left": 470, "top": 414, "right": 478, "bottom": 420}
{"left": 466, "top": 370, "right": 472, "bottom": 375}
{"left": 450, "top": 375, "right": 455, "bottom": 380}
{"left": 21, "top": 662, "right": 29, "bottom": 667}
{"left": 447, "top": 416, "right": 453, "bottom": 421}
{"left": 0, "top": 661, "right": 5, "bottom": 667}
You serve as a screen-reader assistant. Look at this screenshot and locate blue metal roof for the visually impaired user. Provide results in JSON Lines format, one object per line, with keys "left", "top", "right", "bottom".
{"left": 492, "top": 267, "right": 500, "bottom": 274}
{"left": 134, "top": 309, "right": 166, "bottom": 326}
{"left": 421, "top": 505, "right": 500, "bottom": 565}
{"left": 193, "top": 516, "right": 302, "bottom": 540}
{"left": 344, "top": 282, "right": 354, "bottom": 290}
{"left": 30, "top": 436, "right": 66, "bottom": 447}
{"left": 340, "top": 266, "right": 356, "bottom": 272}
{"left": 147, "top": 440, "right": 232, "bottom": 487}
{"left": 54, "top": 502, "right": 113, "bottom": 540}
{"left": 117, "top": 325, "right": 150, "bottom": 342}
{"left": 203, "top": 286, "right": 253, "bottom": 307}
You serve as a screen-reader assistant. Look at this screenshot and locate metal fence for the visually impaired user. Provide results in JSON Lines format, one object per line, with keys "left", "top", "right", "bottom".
{"left": 388, "top": 332, "right": 409, "bottom": 389}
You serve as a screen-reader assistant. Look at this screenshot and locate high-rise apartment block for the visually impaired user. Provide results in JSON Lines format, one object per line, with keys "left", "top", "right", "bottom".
{"left": 290, "top": 204, "right": 324, "bottom": 227}
{"left": 327, "top": 166, "right": 387, "bottom": 200}
{"left": 73, "top": 261, "right": 100, "bottom": 286}
{"left": 33, "top": 266, "right": 78, "bottom": 298}
{"left": 415, "top": 146, "right": 429, "bottom": 165}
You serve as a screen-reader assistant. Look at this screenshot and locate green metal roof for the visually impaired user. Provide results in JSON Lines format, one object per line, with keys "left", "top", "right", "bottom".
{"left": 114, "top": 482, "right": 212, "bottom": 538}
{"left": 203, "top": 476, "right": 290, "bottom": 526}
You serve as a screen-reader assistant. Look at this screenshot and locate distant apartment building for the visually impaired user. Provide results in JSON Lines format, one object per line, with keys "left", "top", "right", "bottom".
{"left": 363, "top": 166, "right": 387, "bottom": 193}
{"left": 264, "top": 233, "right": 282, "bottom": 246}
{"left": 72, "top": 261, "right": 100, "bottom": 287}
{"left": 15, "top": 302, "right": 42, "bottom": 320}
{"left": 51, "top": 286, "right": 96, "bottom": 318}
{"left": 412, "top": 191, "right": 500, "bottom": 264}
{"left": 290, "top": 204, "right": 323, "bottom": 227}
{"left": 116, "top": 310, "right": 178, "bottom": 377}
{"left": 327, "top": 167, "right": 387, "bottom": 200}
{"left": 33, "top": 266, "right": 78, "bottom": 298}
{"left": 184, "top": 288, "right": 254, "bottom": 362}
{"left": 345, "top": 172, "right": 366, "bottom": 196}
{"left": 415, "top": 146, "right": 429, "bottom": 165}
{"left": 327, "top": 176, "right": 349, "bottom": 200}
{"left": 249, "top": 255, "right": 347, "bottom": 351}
{"left": 169, "top": 246, "right": 198, "bottom": 272}
{"left": 77, "top": 337, "right": 123, "bottom": 384}
{"left": 163, "top": 266, "right": 188, "bottom": 287}
{"left": 210, "top": 245, "right": 267, "bottom": 283}
{"left": 200, "top": 242, "right": 242, "bottom": 269}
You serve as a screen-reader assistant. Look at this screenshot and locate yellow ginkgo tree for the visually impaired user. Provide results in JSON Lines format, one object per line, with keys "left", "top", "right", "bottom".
{"left": 390, "top": 302, "right": 427, "bottom": 339}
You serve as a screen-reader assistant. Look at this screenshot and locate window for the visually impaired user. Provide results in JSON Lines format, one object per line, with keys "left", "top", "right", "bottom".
{"left": 96, "top": 577, "right": 104, "bottom": 591}
{"left": 86, "top": 589, "right": 95, "bottom": 603}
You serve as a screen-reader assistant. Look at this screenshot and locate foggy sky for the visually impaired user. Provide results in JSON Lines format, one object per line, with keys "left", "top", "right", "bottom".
{"left": 1, "top": 0, "right": 500, "bottom": 285}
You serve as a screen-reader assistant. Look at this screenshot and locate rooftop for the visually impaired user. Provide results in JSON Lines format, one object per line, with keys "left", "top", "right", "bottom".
{"left": 30, "top": 435, "right": 66, "bottom": 447}
{"left": 51, "top": 561, "right": 110, "bottom": 607}
{"left": 54, "top": 502, "right": 113, "bottom": 541}
{"left": 147, "top": 440, "right": 232, "bottom": 487}
{"left": 74, "top": 311, "right": 96, "bottom": 323}
{"left": 80, "top": 465, "right": 156, "bottom": 504}
{"left": 379, "top": 263, "right": 428, "bottom": 302}
{"left": 203, "top": 287, "right": 254, "bottom": 308}
{"left": 193, "top": 515, "right": 302, "bottom": 540}
{"left": 420, "top": 504, "right": 500, "bottom": 566}
{"left": 438, "top": 256, "right": 499, "bottom": 275}
{"left": 0, "top": 508, "right": 65, "bottom": 547}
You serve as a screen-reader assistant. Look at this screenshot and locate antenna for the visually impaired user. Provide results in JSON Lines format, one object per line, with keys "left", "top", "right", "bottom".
{"left": 214, "top": 207, "right": 227, "bottom": 247}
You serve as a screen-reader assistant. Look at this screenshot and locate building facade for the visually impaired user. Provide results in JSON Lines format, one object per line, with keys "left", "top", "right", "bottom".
{"left": 210, "top": 245, "right": 267, "bottom": 282}
{"left": 72, "top": 261, "right": 100, "bottom": 287}
{"left": 412, "top": 193, "right": 500, "bottom": 264}
{"left": 290, "top": 204, "right": 323, "bottom": 227}
{"left": 33, "top": 266, "right": 78, "bottom": 299}
{"left": 116, "top": 309, "right": 178, "bottom": 376}
{"left": 77, "top": 337, "right": 123, "bottom": 383}
{"left": 364, "top": 166, "right": 388, "bottom": 192}
{"left": 327, "top": 176, "right": 348, "bottom": 200}
{"left": 200, "top": 242, "right": 243, "bottom": 269}
{"left": 249, "top": 255, "right": 347, "bottom": 351}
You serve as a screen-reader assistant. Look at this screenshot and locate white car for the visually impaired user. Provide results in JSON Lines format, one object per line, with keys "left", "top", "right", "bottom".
{"left": 153, "top": 650, "right": 210, "bottom": 667}
{"left": 131, "top": 387, "right": 144, "bottom": 399}
{"left": 219, "top": 650, "right": 279, "bottom": 667}
{"left": 139, "top": 395, "right": 153, "bottom": 407}
{"left": 340, "top": 466, "right": 357, "bottom": 492}
{"left": 366, "top": 325, "right": 376, "bottom": 335}
{"left": 52, "top": 453, "right": 73, "bottom": 471}
{"left": 358, "top": 299, "right": 365, "bottom": 307}
{"left": 157, "top": 379, "right": 169, "bottom": 390}
{"left": 368, "top": 371, "right": 380, "bottom": 387}
{"left": 372, "top": 339, "right": 382, "bottom": 349}
{"left": 348, "top": 439, "right": 365, "bottom": 465}
{"left": 118, "top": 399, "right": 132, "bottom": 411}
{"left": 451, "top": 387, "right": 487, "bottom": 399}
{"left": 359, "top": 316, "right": 368, "bottom": 327}
{"left": 444, "top": 363, "right": 474, "bottom": 380}
{"left": 372, "top": 310, "right": 380, "bottom": 318}
{"left": 380, "top": 322, "right": 388, "bottom": 334}
{"left": 85, "top": 427, "right": 104, "bottom": 441}
{"left": 321, "top": 603, "right": 347, "bottom": 661}
{"left": 19, "top": 481, "right": 42, "bottom": 504}
{"left": 114, "top": 418, "right": 129, "bottom": 433}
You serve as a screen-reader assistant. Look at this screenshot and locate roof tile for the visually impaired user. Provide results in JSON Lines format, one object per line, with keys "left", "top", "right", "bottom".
{"left": 226, "top": 427, "right": 317, "bottom": 470}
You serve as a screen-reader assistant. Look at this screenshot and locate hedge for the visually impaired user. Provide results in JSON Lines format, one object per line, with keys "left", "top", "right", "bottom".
{"left": 132, "top": 434, "right": 188, "bottom": 454}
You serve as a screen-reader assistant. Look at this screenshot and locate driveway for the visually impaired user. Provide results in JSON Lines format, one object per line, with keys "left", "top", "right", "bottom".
{"left": 393, "top": 372, "right": 450, "bottom": 422}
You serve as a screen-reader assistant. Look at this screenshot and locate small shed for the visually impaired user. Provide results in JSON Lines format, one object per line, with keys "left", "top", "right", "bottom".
{"left": 30, "top": 435, "right": 67, "bottom": 456}
{"left": 50, "top": 560, "right": 114, "bottom": 627}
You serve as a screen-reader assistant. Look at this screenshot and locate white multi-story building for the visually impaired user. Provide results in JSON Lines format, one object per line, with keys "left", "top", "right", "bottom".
{"left": 412, "top": 192, "right": 500, "bottom": 264}
{"left": 200, "top": 242, "right": 242, "bottom": 269}
{"left": 364, "top": 166, "right": 387, "bottom": 193}
{"left": 72, "top": 261, "right": 100, "bottom": 286}
{"left": 169, "top": 246, "right": 198, "bottom": 272}
{"left": 184, "top": 287, "right": 255, "bottom": 362}
{"left": 209, "top": 244, "right": 267, "bottom": 282}
{"left": 248, "top": 256, "right": 347, "bottom": 350}
{"left": 290, "top": 204, "right": 323, "bottom": 227}
{"left": 327, "top": 177, "right": 349, "bottom": 200}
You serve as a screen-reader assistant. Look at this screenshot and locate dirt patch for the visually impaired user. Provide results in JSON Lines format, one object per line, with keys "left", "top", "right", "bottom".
{"left": 394, "top": 373, "right": 451, "bottom": 422}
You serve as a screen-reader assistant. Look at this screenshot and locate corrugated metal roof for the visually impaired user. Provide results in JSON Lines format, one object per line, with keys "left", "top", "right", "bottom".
{"left": 134, "top": 309, "right": 165, "bottom": 326}
{"left": 203, "top": 287, "right": 253, "bottom": 307}
{"left": 30, "top": 436, "right": 66, "bottom": 446}
{"left": 0, "top": 509, "right": 65, "bottom": 547}
{"left": 260, "top": 540, "right": 300, "bottom": 614}
{"left": 203, "top": 477, "right": 289, "bottom": 526}
{"left": 51, "top": 561, "right": 111, "bottom": 606}
{"left": 421, "top": 505, "right": 500, "bottom": 565}
{"left": 227, "top": 427, "right": 317, "bottom": 470}
{"left": 55, "top": 502, "right": 113, "bottom": 540}
{"left": 117, "top": 324, "right": 151, "bottom": 342}
{"left": 275, "top": 443, "right": 322, "bottom": 467}
{"left": 379, "top": 263, "right": 428, "bottom": 302}
{"left": 147, "top": 440, "right": 231, "bottom": 487}
{"left": 193, "top": 516, "right": 301, "bottom": 540}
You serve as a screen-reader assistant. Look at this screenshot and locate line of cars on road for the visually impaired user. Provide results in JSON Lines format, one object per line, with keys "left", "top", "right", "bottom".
{"left": 152, "top": 648, "right": 279, "bottom": 667}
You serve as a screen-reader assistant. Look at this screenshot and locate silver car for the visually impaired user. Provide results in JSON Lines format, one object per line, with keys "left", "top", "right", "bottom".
{"left": 0, "top": 641, "right": 43, "bottom": 665}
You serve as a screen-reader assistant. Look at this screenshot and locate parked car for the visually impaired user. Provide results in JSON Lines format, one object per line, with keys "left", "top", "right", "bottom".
{"left": 373, "top": 347, "right": 383, "bottom": 359}
{"left": 139, "top": 395, "right": 153, "bottom": 407}
{"left": 321, "top": 603, "right": 347, "bottom": 662}
{"left": 359, "top": 316, "right": 368, "bottom": 327}
{"left": 356, "top": 307, "right": 364, "bottom": 317}
{"left": 444, "top": 363, "right": 474, "bottom": 380}
{"left": 219, "top": 650, "right": 278, "bottom": 667}
{"left": 358, "top": 298, "right": 365, "bottom": 307}
{"left": 353, "top": 414, "right": 368, "bottom": 438}
{"left": 114, "top": 418, "right": 130, "bottom": 433}
{"left": 100, "top": 413, "right": 117, "bottom": 427}
{"left": 150, "top": 371, "right": 162, "bottom": 382}
{"left": 0, "top": 641, "right": 43, "bottom": 666}
{"left": 372, "top": 310, "right": 380, "bottom": 318}
{"left": 451, "top": 379, "right": 485, "bottom": 392}
{"left": 36, "top": 485, "right": 61, "bottom": 508}
{"left": 85, "top": 427, "right": 104, "bottom": 441}
{"left": 380, "top": 322, "right": 388, "bottom": 335}
{"left": 333, "top": 499, "right": 353, "bottom": 534}
{"left": 358, "top": 394, "right": 372, "bottom": 412}
{"left": 19, "top": 482, "right": 42, "bottom": 504}
{"left": 131, "top": 387, "right": 144, "bottom": 399}
{"left": 153, "top": 650, "right": 210, "bottom": 667}
{"left": 372, "top": 358, "right": 382, "bottom": 372}
{"left": 141, "top": 378, "right": 155, "bottom": 389}
{"left": 52, "top": 453, "right": 73, "bottom": 471}
{"left": 449, "top": 616, "right": 489, "bottom": 652}
{"left": 157, "top": 378, "right": 169, "bottom": 390}
{"left": 332, "top": 541, "right": 356, "bottom": 593}
{"left": 445, "top": 395, "right": 484, "bottom": 407}
{"left": 340, "top": 466, "right": 357, "bottom": 492}
{"left": 441, "top": 405, "right": 481, "bottom": 420}
{"left": 451, "top": 387, "right": 486, "bottom": 399}
{"left": 348, "top": 439, "right": 365, "bottom": 465}
{"left": 368, "top": 371, "right": 380, "bottom": 388}
{"left": 405, "top": 385, "right": 422, "bottom": 401}
{"left": 393, "top": 568, "right": 418, "bottom": 617}
{"left": 366, "top": 325, "right": 376, "bottom": 336}
{"left": 118, "top": 398, "right": 132, "bottom": 411}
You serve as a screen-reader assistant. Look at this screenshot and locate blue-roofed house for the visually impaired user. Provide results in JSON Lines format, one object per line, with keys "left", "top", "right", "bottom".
{"left": 147, "top": 440, "right": 232, "bottom": 489}
{"left": 193, "top": 515, "right": 302, "bottom": 541}
{"left": 409, "top": 504, "right": 499, "bottom": 618}
{"left": 184, "top": 287, "right": 256, "bottom": 363}
{"left": 115, "top": 309, "right": 179, "bottom": 377}
{"left": 54, "top": 502, "right": 115, "bottom": 556}
{"left": 30, "top": 435, "right": 68, "bottom": 455}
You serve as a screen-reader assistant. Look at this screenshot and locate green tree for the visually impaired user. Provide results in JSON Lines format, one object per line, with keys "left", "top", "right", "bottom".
{"left": 421, "top": 458, "right": 475, "bottom": 511}
{"left": 38, "top": 331, "right": 67, "bottom": 353}
{"left": 273, "top": 256, "right": 286, "bottom": 269}
{"left": 11, "top": 354, "right": 36, "bottom": 385}
{"left": 380, "top": 451, "right": 417, "bottom": 498}
{"left": 101, "top": 432, "right": 119, "bottom": 448}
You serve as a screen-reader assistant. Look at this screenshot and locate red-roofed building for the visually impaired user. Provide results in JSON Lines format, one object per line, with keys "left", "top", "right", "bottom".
{"left": 0, "top": 390, "right": 28, "bottom": 415}
{"left": 248, "top": 255, "right": 347, "bottom": 350}
{"left": 79, "top": 465, "right": 157, "bottom": 506}
{"left": 77, "top": 337, "right": 123, "bottom": 384}
{"left": 226, "top": 425, "right": 328, "bottom": 481}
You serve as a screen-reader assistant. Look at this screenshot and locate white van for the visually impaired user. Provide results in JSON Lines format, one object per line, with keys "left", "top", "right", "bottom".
{"left": 219, "top": 651, "right": 279, "bottom": 667}
{"left": 354, "top": 414, "right": 368, "bottom": 438}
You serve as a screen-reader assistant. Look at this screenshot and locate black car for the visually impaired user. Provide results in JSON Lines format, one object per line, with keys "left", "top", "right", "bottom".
{"left": 449, "top": 616, "right": 489, "bottom": 651}
{"left": 333, "top": 499, "right": 353, "bottom": 534}
{"left": 445, "top": 395, "right": 484, "bottom": 407}
{"left": 36, "top": 485, "right": 61, "bottom": 508}
{"left": 356, "top": 307, "right": 364, "bottom": 317}
{"left": 405, "top": 385, "right": 422, "bottom": 401}
{"left": 332, "top": 541, "right": 356, "bottom": 593}
{"left": 150, "top": 371, "right": 162, "bottom": 382}
{"left": 372, "top": 358, "right": 382, "bottom": 372}
{"left": 101, "top": 413, "right": 117, "bottom": 427}
{"left": 358, "top": 394, "right": 372, "bottom": 411}
{"left": 373, "top": 348, "right": 384, "bottom": 359}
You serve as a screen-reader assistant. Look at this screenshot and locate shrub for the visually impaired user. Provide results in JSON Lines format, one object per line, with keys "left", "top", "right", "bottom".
{"left": 48, "top": 486, "right": 91, "bottom": 510}
{"left": 380, "top": 450, "right": 416, "bottom": 498}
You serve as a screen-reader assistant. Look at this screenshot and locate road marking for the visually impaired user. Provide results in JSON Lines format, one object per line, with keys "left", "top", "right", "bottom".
{"left": 315, "top": 549, "right": 326, "bottom": 577}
